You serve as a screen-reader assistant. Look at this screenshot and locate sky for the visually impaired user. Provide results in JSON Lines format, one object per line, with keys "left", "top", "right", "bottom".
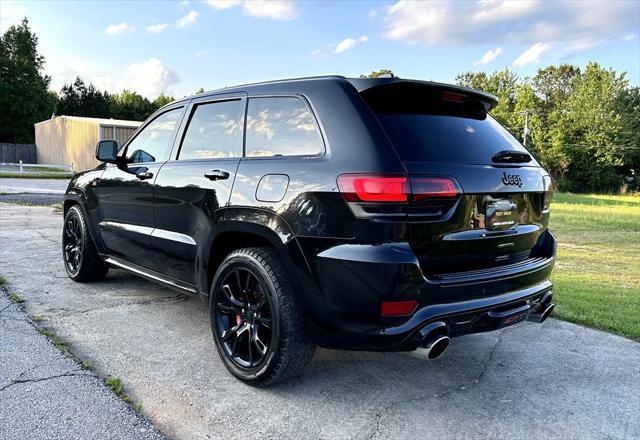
{"left": 1, "top": 0, "right": 639, "bottom": 99}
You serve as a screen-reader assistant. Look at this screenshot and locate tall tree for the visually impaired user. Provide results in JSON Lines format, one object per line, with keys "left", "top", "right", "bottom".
{"left": 549, "top": 62, "right": 628, "bottom": 191}
{"left": 360, "top": 69, "right": 395, "bottom": 78}
{"left": 532, "top": 64, "right": 581, "bottom": 118}
{"left": 56, "top": 76, "right": 110, "bottom": 118}
{"left": 0, "top": 18, "right": 56, "bottom": 143}
{"left": 109, "top": 90, "right": 154, "bottom": 121}
{"left": 152, "top": 93, "right": 175, "bottom": 111}
{"left": 615, "top": 86, "right": 640, "bottom": 189}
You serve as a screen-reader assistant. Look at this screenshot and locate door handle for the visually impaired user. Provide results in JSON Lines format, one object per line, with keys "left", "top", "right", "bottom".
{"left": 204, "top": 170, "right": 230, "bottom": 181}
{"left": 136, "top": 171, "right": 153, "bottom": 180}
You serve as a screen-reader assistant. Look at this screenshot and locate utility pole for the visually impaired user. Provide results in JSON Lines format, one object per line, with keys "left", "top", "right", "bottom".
{"left": 523, "top": 110, "right": 530, "bottom": 146}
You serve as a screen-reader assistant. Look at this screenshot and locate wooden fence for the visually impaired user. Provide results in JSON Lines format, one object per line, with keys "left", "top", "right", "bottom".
{"left": 0, "top": 143, "right": 37, "bottom": 164}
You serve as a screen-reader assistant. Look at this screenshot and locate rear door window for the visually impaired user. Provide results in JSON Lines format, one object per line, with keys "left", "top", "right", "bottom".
{"left": 245, "top": 97, "right": 323, "bottom": 157}
{"left": 179, "top": 99, "right": 243, "bottom": 160}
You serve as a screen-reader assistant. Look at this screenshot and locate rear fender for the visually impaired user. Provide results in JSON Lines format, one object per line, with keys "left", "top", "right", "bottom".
{"left": 199, "top": 207, "right": 313, "bottom": 301}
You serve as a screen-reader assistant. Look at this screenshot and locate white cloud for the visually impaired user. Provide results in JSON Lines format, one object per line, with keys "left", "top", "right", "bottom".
{"left": 118, "top": 58, "right": 180, "bottom": 99}
{"left": 177, "top": 10, "right": 199, "bottom": 29}
{"left": 473, "top": 47, "right": 503, "bottom": 65}
{"left": 513, "top": 42, "right": 553, "bottom": 68}
{"left": 312, "top": 35, "right": 368, "bottom": 58}
{"left": 105, "top": 22, "right": 134, "bottom": 35}
{"left": 383, "top": 0, "right": 639, "bottom": 63}
{"left": 206, "top": 0, "right": 298, "bottom": 21}
{"left": 47, "top": 58, "right": 179, "bottom": 100}
{"left": 205, "top": 0, "right": 242, "bottom": 10}
{"left": 333, "top": 35, "right": 369, "bottom": 54}
{"left": 176, "top": 0, "right": 190, "bottom": 10}
{"left": 146, "top": 23, "right": 169, "bottom": 33}
{"left": 0, "top": 1, "right": 28, "bottom": 32}
{"left": 243, "top": 0, "right": 298, "bottom": 20}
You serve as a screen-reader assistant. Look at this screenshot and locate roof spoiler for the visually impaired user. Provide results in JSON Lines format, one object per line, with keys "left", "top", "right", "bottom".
{"left": 347, "top": 78, "right": 498, "bottom": 112}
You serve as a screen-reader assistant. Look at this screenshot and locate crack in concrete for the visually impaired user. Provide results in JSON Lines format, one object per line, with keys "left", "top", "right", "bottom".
{"left": 36, "top": 229, "right": 58, "bottom": 244}
{"left": 55, "top": 294, "right": 191, "bottom": 318}
{"left": 0, "top": 369, "right": 88, "bottom": 392}
{"left": 366, "top": 330, "right": 509, "bottom": 440}
{"left": 0, "top": 302, "right": 16, "bottom": 313}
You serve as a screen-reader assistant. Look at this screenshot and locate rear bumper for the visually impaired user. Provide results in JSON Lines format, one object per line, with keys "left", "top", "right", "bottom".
{"left": 297, "top": 230, "right": 556, "bottom": 351}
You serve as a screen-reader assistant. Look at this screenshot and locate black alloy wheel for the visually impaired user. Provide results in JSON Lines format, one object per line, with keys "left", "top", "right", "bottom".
{"left": 214, "top": 267, "right": 273, "bottom": 368}
{"left": 63, "top": 212, "right": 84, "bottom": 275}
{"left": 210, "top": 248, "right": 315, "bottom": 386}
{"left": 61, "top": 205, "right": 109, "bottom": 282}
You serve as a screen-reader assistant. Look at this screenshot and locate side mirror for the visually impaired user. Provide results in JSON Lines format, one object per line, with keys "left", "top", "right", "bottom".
{"left": 96, "top": 140, "right": 118, "bottom": 163}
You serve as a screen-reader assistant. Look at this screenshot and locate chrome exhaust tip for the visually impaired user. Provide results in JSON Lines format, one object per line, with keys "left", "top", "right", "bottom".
{"left": 539, "top": 303, "right": 555, "bottom": 323}
{"left": 422, "top": 335, "right": 450, "bottom": 360}
{"left": 528, "top": 292, "right": 555, "bottom": 323}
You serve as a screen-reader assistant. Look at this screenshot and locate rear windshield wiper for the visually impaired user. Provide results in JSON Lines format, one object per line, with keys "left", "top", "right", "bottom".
{"left": 492, "top": 150, "right": 531, "bottom": 163}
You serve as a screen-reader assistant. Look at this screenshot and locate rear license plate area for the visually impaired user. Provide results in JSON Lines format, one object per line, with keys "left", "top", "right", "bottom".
{"left": 486, "top": 199, "right": 519, "bottom": 231}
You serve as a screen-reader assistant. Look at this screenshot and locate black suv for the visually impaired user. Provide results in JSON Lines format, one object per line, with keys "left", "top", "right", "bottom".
{"left": 63, "top": 76, "right": 556, "bottom": 386}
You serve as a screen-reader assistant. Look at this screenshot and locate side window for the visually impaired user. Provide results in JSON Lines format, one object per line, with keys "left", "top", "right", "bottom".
{"left": 245, "top": 97, "right": 323, "bottom": 157}
{"left": 179, "top": 100, "right": 243, "bottom": 160}
{"left": 126, "top": 108, "right": 183, "bottom": 164}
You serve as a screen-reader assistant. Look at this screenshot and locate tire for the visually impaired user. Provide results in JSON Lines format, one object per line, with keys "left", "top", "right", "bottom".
{"left": 210, "top": 247, "right": 316, "bottom": 386}
{"left": 62, "top": 205, "right": 109, "bottom": 282}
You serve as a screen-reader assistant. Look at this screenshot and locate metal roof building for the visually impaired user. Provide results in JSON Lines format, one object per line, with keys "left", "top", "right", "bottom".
{"left": 34, "top": 116, "right": 142, "bottom": 172}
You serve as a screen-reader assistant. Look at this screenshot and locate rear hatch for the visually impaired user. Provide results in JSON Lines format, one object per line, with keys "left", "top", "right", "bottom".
{"left": 357, "top": 80, "right": 555, "bottom": 277}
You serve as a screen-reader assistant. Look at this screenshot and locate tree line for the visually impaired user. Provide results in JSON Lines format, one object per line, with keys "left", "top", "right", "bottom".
{"left": 454, "top": 66, "right": 639, "bottom": 193}
{"left": 2, "top": 20, "right": 639, "bottom": 192}
{"left": 55, "top": 77, "right": 175, "bottom": 121}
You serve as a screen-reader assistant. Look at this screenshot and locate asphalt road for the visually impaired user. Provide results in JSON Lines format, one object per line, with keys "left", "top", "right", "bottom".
{"left": 1, "top": 202, "right": 639, "bottom": 439}
{"left": 0, "top": 290, "right": 166, "bottom": 440}
{"left": 0, "top": 177, "right": 70, "bottom": 194}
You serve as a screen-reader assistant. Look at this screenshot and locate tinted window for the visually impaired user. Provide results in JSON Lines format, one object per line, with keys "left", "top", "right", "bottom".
{"left": 179, "top": 100, "right": 243, "bottom": 160}
{"left": 126, "top": 108, "right": 182, "bottom": 163}
{"left": 246, "top": 97, "right": 323, "bottom": 157}
{"left": 374, "top": 114, "right": 529, "bottom": 164}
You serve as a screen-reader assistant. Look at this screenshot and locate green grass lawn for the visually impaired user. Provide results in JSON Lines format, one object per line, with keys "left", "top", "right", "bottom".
{"left": 550, "top": 192, "right": 640, "bottom": 340}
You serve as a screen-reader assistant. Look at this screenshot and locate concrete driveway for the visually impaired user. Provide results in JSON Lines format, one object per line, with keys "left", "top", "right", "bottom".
{"left": 1, "top": 202, "right": 639, "bottom": 439}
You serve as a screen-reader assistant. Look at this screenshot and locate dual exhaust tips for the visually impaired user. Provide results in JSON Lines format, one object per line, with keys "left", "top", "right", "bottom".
{"left": 417, "top": 293, "right": 555, "bottom": 361}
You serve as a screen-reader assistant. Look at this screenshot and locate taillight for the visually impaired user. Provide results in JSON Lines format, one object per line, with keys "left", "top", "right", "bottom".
{"left": 337, "top": 175, "right": 410, "bottom": 202}
{"left": 411, "top": 177, "right": 459, "bottom": 200}
{"left": 542, "top": 175, "right": 556, "bottom": 211}
{"left": 337, "top": 174, "right": 460, "bottom": 218}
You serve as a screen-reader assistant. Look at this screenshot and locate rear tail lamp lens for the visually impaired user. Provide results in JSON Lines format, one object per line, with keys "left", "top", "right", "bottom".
{"left": 337, "top": 174, "right": 459, "bottom": 203}
{"left": 380, "top": 300, "right": 418, "bottom": 317}
{"left": 337, "top": 175, "right": 409, "bottom": 202}
{"left": 411, "top": 177, "right": 459, "bottom": 200}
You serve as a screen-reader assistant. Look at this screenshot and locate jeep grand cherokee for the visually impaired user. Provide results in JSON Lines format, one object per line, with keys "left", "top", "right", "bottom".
{"left": 62, "top": 76, "right": 556, "bottom": 386}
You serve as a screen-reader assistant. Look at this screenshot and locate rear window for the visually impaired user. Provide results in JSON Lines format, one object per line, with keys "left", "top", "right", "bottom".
{"left": 360, "top": 82, "right": 530, "bottom": 164}
{"left": 375, "top": 113, "right": 529, "bottom": 164}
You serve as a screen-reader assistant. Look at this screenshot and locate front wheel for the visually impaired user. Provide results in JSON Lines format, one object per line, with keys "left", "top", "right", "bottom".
{"left": 210, "top": 248, "right": 315, "bottom": 386}
{"left": 62, "top": 205, "right": 109, "bottom": 282}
